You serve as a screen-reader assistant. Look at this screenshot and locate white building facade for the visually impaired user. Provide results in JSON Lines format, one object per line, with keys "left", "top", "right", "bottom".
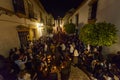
{"left": 0, "top": 0, "right": 53, "bottom": 57}
{"left": 64, "top": 0, "right": 120, "bottom": 54}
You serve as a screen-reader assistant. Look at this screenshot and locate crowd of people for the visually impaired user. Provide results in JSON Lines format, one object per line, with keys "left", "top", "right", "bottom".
{"left": 0, "top": 33, "right": 120, "bottom": 80}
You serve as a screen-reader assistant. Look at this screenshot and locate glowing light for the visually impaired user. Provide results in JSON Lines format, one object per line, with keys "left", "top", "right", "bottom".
{"left": 36, "top": 22, "right": 44, "bottom": 37}
{"left": 36, "top": 23, "right": 44, "bottom": 28}
{"left": 40, "top": 23, "right": 43, "bottom": 26}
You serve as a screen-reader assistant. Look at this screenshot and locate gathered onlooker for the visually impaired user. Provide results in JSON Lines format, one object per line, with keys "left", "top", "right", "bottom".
{"left": 69, "top": 44, "right": 74, "bottom": 59}
{"left": 18, "top": 71, "right": 31, "bottom": 80}
{"left": 103, "top": 73, "right": 112, "bottom": 80}
{"left": 91, "top": 60, "right": 98, "bottom": 72}
{"left": 73, "top": 49, "right": 79, "bottom": 66}
{"left": 0, "top": 55, "right": 17, "bottom": 80}
{"left": 7, "top": 33, "right": 120, "bottom": 80}
{"left": 47, "top": 66, "right": 58, "bottom": 80}
{"left": 60, "top": 43, "right": 66, "bottom": 52}
{"left": 9, "top": 49, "right": 15, "bottom": 60}
{"left": 44, "top": 43, "right": 48, "bottom": 53}
{"left": 14, "top": 54, "right": 27, "bottom": 70}
{"left": 60, "top": 61, "right": 70, "bottom": 80}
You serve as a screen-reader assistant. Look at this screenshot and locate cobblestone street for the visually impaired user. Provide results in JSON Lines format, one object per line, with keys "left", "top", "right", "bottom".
{"left": 58, "top": 65, "right": 90, "bottom": 80}
{"left": 69, "top": 66, "right": 90, "bottom": 80}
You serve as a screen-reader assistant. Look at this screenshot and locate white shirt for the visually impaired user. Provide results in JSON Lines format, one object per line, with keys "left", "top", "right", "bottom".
{"left": 74, "top": 49, "right": 79, "bottom": 56}
{"left": 70, "top": 44, "right": 74, "bottom": 53}
{"left": 15, "top": 56, "right": 27, "bottom": 70}
{"left": 44, "top": 44, "right": 48, "bottom": 52}
{"left": 61, "top": 43, "right": 66, "bottom": 51}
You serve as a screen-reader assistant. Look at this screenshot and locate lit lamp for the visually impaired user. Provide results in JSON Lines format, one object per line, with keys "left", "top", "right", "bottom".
{"left": 40, "top": 23, "right": 43, "bottom": 27}
{"left": 36, "top": 23, "right": 43, "bottom": 28}
{"left": 36, "top": 23, "right": 44, "bottom": 37}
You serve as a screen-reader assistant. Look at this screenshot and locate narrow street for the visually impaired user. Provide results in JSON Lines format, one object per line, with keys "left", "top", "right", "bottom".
{"left": 0, "top": 0, "right": 120, "bottom": 80}
{"left": 57, "top": 65, "right": 90, "bottom": 80}
{"left": 69, "top": 65, "right": 90, "bottom": 80}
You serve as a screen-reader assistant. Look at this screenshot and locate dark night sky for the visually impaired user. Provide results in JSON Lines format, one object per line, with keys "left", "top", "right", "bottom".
{"left": 39, "top": 0, "right": 83, "bottom": 19}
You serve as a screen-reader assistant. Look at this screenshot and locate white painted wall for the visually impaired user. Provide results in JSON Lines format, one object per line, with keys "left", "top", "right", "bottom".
{"left": 0, "top": 17, "right": 20, "bottom": 57}
{"left": 69, "top": 0, "right": 90, "bottom": 26}
{"left": 0, "top": 0, "right": 14, "bottom": 11}
{"left": 0, "top": 14, "right": 37, "bottom": 57}
{"left": 97, "top": 0, "right": 120, "bottom": 54}
{"left": 78, "top": 1, "right": 90, "bottom": 25}
{"left": 0, "top": 14, "right": 26, "bottom": 57}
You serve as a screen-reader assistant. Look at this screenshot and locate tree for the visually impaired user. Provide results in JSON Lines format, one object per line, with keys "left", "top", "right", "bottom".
{"left": 46, "top": 26, "right": 53, "bottom": 34}
{"left": 63, "top": 23, "right": 76, "bottom": 34}
{"left": 79, "top": 22, "right": 118, "bottom": 46}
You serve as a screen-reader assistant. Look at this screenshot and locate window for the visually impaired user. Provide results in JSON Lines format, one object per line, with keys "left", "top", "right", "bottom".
{"left": 12, "top": 0, "right": 25, "bottom": 14}
{"left": 40, "top": 12, "right": 42, "bottom": 20}
{"left": 27, "top": 0, "right": 34, "bottom": 19}
{"left": 88, "top": 0, "right": 98, "bottom": 20}
{"left": 70, "top": 19, "right": 72, "bottom": 23}
{"left": 75, "top": 13, "right": 79, "bottom": 27}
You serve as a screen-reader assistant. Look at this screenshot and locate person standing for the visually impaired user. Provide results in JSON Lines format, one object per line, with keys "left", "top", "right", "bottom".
{"left": 69, "top": 44, "right": 74, "bottom": 56}
{"left": 73, "top": 49, "right": 79, "bottom": 66}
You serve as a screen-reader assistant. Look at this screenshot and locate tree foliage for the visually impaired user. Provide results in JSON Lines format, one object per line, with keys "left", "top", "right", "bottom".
{"left": 46, "top": 26, "right": 53, "bottom": 34}
{"left": 79, "top": 22, "right": 118, "bottom": 46}
{"left": 63, "top": 23, "right": 76, "bottom": 34}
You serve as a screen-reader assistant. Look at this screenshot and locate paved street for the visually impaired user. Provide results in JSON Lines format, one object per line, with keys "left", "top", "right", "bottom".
{"left": 58, "top": 65, "right": 90, "bottom": 80}
{"left": 69, "top": 66, "right": 90, "bottom": 80}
